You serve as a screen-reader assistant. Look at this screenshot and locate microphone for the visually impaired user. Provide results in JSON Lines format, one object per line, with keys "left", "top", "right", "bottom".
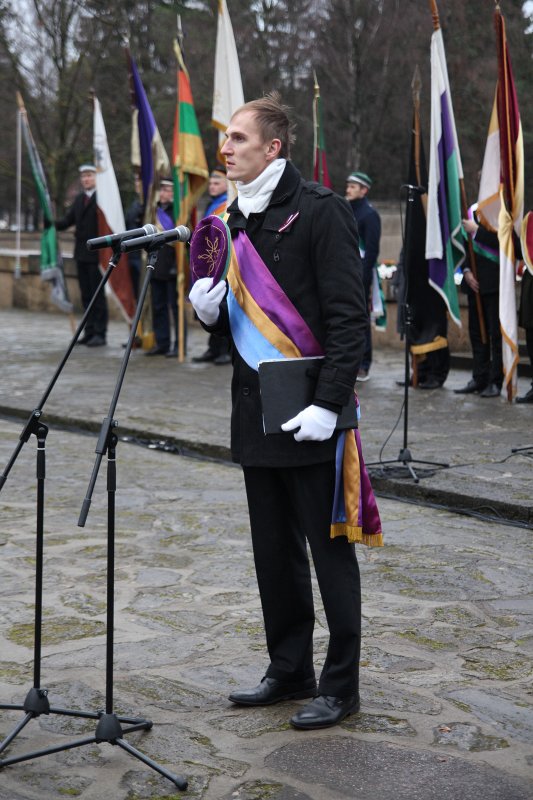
{"left": 86, "top": 224, "right": 158, "bottom": 251}
{"left": 120, "top": 225, "right": 191, "bottom": 253}
{"left": 401, "top": 184, "right": 426, "bottom": 194}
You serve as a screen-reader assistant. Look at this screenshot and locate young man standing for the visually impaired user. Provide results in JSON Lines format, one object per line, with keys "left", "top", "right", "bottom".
{"left": 189, "top": 94, "right": 381, "bottom": 730}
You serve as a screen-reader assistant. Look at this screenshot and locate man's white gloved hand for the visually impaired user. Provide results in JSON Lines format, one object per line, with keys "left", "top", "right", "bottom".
{"left": 281, "top": 404, "right": 338, "bottom": 442}
{"left": 189, "top": 277, "right": 226, "bottom": 326}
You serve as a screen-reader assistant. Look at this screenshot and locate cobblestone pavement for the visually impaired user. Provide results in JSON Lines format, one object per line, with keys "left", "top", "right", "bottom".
{"left": 0, "top": 309, "right": 532, "bottom": 800}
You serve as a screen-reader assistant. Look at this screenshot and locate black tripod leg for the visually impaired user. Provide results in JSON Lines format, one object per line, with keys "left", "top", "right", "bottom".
{"left": 116, "top": 738, "right": 188, "bottom": 790}
{"left": 0, "top": 714, "right": 33, "bottom": 755}
{"left": 0, "top": 735, "right": 100, "bottom": 767}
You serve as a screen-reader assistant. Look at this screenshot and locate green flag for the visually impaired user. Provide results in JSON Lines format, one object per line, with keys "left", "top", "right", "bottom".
{"left": 17, "top": 92, "right": 72, "bottom": 313}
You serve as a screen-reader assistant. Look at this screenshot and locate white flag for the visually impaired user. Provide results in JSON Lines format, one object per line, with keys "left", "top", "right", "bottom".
{"left": 212, "top": 0, "right": 244, "bottom": 201}
{"left": 93, "top": 96, "right": 136, "bottom": 323}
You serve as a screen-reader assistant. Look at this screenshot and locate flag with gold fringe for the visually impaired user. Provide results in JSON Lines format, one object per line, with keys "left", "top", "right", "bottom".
{"left": 477, "top": 5, "right": 523, "bottom": 400}
{"left": 173, "top": 40, "right": 208, "bottom": 229}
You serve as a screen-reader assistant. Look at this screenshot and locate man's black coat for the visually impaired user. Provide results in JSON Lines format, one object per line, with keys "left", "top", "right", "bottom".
{"left": 209, "top": 161, "right": 367, "bottom": 467}
{"left": 56, "top": 192, "right": 99, "bottom": 264}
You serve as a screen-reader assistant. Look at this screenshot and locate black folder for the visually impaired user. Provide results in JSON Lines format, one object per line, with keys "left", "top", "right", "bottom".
{"left": 258, "top": 357, "right": 358, "bottom": 435}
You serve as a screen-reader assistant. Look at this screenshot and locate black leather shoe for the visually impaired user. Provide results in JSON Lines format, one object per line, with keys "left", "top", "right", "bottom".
{"left": 192, "top": 349, "right": 215, "bottom": 363}
{"left": 145, "top": 346, "right": 169, "bottom": 356}
{"left": 75, "top": 335, "right": 93, "bottom": 346}
{"left": 214, "top": 353, "right": 231, "bottom": 365}
{"left": 418, "top": 378, "right": 442, "bottom": 390}
{"left": 228, "top": 676, "right": 316, "bottom": 707}
{"left": 454, "top": 379, "right": 485, "bottom": 395}
{"left": 165, "top": 348, "right": 178, "bottom": 358}
{"left": 86, "top": 334, "right": 106, "bottom": 347}
{"left": 516, "top": 387, "right": 533, "bottom": 404}
{"left": 480, "top": 383, "right": 501, "bottom": 398}
{"left": 290, "top": 693, "right": 360, "bottom": 730}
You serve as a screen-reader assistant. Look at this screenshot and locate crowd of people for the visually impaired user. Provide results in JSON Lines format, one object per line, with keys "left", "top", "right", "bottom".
{"left": 56, "top": 116, "right": 532, "bottom": 398}
{"left": 47, "top": 92, "right": 532, "bottom": 740}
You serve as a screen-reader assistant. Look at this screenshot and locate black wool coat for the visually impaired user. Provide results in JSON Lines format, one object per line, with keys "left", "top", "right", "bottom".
{"left": 208, "top": 161, "right": 367, "bottom": 468}
{"left": 56, "top": 192, "right": 99, "bottom": 264}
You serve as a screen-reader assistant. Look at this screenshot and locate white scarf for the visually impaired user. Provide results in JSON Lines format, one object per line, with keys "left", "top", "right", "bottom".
{"left": 236, "top": 158, "right": 286, "bottom": 218}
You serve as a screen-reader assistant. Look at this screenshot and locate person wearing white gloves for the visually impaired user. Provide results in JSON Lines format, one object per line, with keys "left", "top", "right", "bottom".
{"left": 189, "top": 93, "right": 373, "bottom": 730}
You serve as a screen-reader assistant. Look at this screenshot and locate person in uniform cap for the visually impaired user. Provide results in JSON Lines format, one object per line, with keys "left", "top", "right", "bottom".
{"left": 55, "top": 164, "right": 107, "bottom": 346}
{"left": 345, "top": 171, "right": 381, "bottom": 381}
{"left": 193, "top": 166, "right": 232, "bottom": 365}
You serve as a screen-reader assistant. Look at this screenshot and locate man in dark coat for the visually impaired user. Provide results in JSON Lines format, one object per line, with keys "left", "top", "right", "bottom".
{"left": 146, "top": 178, "right": 181, "bottom": 357}
{"left": 454, "top": 211, "right": 503, "bottom": 397}
{"left": 189, "top": 94, "right": 372, "bottom": 730}
{"left": 55, "top": 164, "right": 107, "bottom": 346}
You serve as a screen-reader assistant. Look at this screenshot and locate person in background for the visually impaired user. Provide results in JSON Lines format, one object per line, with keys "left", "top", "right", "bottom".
{"left": 55, "top": 164, "right": 107, "bottom": 347}
{"left": 125, "top": 174, "right": 143, "bottom": 301}
{"left": 517, "top": 265, "right": 533, "bottom": 403}
{"left": 455, "top": 210, "right": 503, "bottom": 398}
{"left": 345, "top": 171, "right": 381, "bottom": 382}
{"left": 192, "top": 166, "right": 232, "bottom": 365}
{"left": 146, "top": 178, "right": 181, "bottom": 357}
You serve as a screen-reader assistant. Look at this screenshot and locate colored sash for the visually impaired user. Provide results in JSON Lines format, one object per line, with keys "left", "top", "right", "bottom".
{"left": 156, "top": 205, "right": 174, "bottom": 232}
{"left": 227, "top": 230, "right": 383, "bottom": 547}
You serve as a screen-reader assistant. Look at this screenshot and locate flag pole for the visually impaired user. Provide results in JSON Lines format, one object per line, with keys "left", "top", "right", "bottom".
{"left": 15, "top": 105, "right": 22, "bottom": 279}
{"left": 312, "top": 70, "right": 320, "bottom": 183}
{"left": 175, "top": 15, "right": 186, "bottom": 363}
{"left": 428, "top": 0, "right": 487, "bottom": 343}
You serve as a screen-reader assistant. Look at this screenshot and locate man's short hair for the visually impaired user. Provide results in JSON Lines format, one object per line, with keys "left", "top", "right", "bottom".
{"left": 235, "top": 91, "right": 295, "bottom": 159}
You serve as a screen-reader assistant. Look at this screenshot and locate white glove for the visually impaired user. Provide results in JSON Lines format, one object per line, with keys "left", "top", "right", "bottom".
{"left": 189, "top": 277, "right": 226, "bottom": 326}
{"left": 281, "top": 404, "right": 338, "bottom": 442}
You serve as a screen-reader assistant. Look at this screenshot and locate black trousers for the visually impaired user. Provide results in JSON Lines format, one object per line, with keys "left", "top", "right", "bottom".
{"left": 242, "top": 460, "right": 361, "bottom": 697}
{"left": 151, "top": 278, "right": 179, "bottom": 352}
{"left": 77, "top": 261, "right": 108, "bottom": 338}
{"left": 467, "top": 291, "right": 503, "bottom": 388}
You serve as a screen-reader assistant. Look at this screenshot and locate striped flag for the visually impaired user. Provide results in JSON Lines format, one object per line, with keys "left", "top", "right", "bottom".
{"left": 93, "top": 96, "right": 136, "bottom": 323}
{"left": 478, "top": 7, "right": 523, "bottom": 400}
{"left": 173, "top": 40, "right": 208, "bottom": 228}
{"left": 212, "top": 0, "right": 244, "bottom": 200}
{"left": 425, "top": 27, "right": 464, "bottom": 327}
{"left": 16, "top": 92, "right": 72, "bottom": 314}
{"left": 127, "top": 50, "right": 170, "bottom": 225}
{"left": 312, "top": 72, "right": 332, "bottom": 188}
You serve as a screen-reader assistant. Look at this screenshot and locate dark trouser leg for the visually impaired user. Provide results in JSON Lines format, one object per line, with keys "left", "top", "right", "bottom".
{"left": 151, "top": 279, "right": 170, "bottom": 351}
{"left": 243, "top": 466, "right": 315, "bottom": 682}
{"left": 467, "top": 292, "right": 489, "bottom": 387}
{"left": 77, "top": 261, "right": 107, "bottom": 338}
{"left": 243, "top": 462, "right": 361, "bottom": 696}
{"left": 483, "top": 292, "right": 503, "bottom": 388}
{"left": 284, "top": 463, "right": 361, "bottom": 697}
{"left": 526, "top": 328, "right": 533, "bottom": 389}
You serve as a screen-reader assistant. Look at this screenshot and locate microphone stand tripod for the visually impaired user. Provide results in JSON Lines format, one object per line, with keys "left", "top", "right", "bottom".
{"left": 0, "top": 245, "right": 188, "bottom": 790}
{"left": 367, "top": 185, "right": 448, "bottom": 483}
{"left": 0, "top": 249, "right": 128, "bottom": 756}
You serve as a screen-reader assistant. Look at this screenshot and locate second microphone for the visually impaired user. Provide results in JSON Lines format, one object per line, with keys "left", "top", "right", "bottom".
{"left": 121, "top": 225, "right": 191, "bottom": 253}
